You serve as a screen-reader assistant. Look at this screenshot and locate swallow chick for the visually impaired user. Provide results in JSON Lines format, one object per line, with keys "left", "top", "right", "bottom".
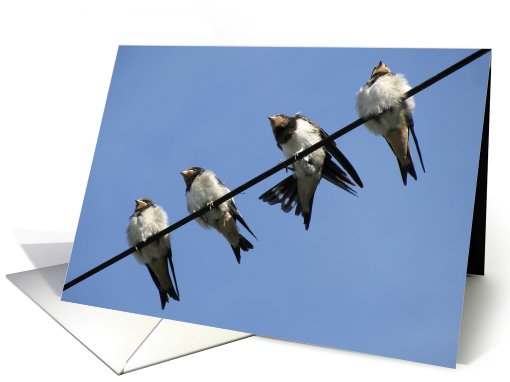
{"left": 356, "top": 61, "right": 425, "bottom": 185}
{"left": 259, "top": 113, "right": 363, "bottom": 230}
{"left": 127, "top": 199, "right": 179, "bottom": 309}
{"left": 180, "top": 167, "right": 257, "bottom": 264}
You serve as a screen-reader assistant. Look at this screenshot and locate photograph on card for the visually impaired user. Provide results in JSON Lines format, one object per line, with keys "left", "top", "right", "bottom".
{"left": 62, "top": 46, "right": 491, "bottom": 368}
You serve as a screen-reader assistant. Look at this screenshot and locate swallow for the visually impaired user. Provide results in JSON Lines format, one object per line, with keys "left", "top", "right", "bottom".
{"left": 180, "top": 167, "right": 257, "bottom": 263}
{"left": 127, "top": 199, "right": 179, "bottom": 309}
{"left": 259, "top": 113, "right": 363, "bottom": 230}
{"left": 356, "top": 61, "right": 425, "bottom": 185}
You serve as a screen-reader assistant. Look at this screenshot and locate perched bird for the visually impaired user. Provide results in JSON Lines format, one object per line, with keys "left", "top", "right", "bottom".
{"left": 180, "top": 167, "right": 256, "bottom": 263}
{"left": 127, "top": 199, "right": 179, "bottom": 309}
{"left": 259, "top": 113, "right": 363, "bottom": 230}
{"left": 356, "top": 61, "right": 425, "bottom": 185}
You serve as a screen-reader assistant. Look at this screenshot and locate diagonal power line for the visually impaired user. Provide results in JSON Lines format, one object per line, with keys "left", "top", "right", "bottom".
{"left": 63, "top": 48, "right": 491, "bottom": 291}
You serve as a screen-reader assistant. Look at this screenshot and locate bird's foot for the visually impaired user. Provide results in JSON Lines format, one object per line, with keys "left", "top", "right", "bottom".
{"left": 206, "top": 201, "right": 215, "bottom": 210}
{"left": 279, "top": 159, "right": 291, "bottom": 173}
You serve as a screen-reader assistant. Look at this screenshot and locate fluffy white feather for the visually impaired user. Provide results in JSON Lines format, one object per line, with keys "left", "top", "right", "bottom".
{"left": 281, "top": 117, "right": 326, "bottom": 177}
{"left": 356, "top": 73, "right": 415, "bottom": 136}
{"left": 127, "top": 204, "right": 170, "bottom": 264}
{"left": 185, "top": 170, "right": 231, "bottom": 228}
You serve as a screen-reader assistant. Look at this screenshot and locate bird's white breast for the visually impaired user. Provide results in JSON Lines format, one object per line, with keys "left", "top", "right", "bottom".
{"left": 281, "top": 118, "right": 325, "bottom": 177}
{"left": 127, "top": 206, "right": 169, "bottom": 264}
{"left": 186, "top": 171, "right": 231, "bottom": 228}
{"left": 356, "top": 74, "right": 415, "bottom": 136}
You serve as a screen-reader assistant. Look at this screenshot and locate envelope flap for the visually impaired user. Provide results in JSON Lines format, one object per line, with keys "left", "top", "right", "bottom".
{"left": 124, "top": 319, "right": 251, "bottom": 373}
{"left": 7, "top": 264, "right": 160, "bottom": 374}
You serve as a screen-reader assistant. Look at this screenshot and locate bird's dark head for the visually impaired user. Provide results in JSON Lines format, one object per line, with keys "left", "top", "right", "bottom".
{"left": 180, "top": 167, "right": 204, "bottom": 189}
{"left": 268, "top": 114, "right": 294, "bottom": 132}
{"left": 370, "top": 61, "right": 391, "bottom": 79}
{"left": 134, "top": 198, "right": 154, "bottom": 212}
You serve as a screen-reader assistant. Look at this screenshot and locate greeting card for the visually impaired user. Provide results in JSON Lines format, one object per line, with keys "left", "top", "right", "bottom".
{"left": 60, "top": 46, "right": 490, "bottom": 368}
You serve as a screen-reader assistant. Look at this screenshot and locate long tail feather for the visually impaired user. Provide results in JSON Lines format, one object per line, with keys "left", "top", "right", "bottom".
{"left": 259, "top": 175, "right": 299, "bottom": 213}
{"left": 409, "top": 125, "right": 425, "bottom": 173}
{"left": 397, "top": 148, "right": 417, "bottom": 186}
{"left": 230, "top": 234, "right": 254, "bottom": 264}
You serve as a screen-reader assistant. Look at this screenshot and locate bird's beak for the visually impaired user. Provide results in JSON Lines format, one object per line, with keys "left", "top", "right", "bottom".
{"left": 268, "top": 115, "right": 277, "bottom": 128}
{"left": 135, "top": 199, "right": 147, "bottom": 210}
{"left": 180, "top": 169, "right": 192, "bottom": 179}
{"left": 372, "top": 61, "right": 391, "bottom": 78}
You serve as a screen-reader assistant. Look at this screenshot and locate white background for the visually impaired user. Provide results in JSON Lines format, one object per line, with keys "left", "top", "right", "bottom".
{"left": 1, "top": 1, "right": 509, "bottom": 380}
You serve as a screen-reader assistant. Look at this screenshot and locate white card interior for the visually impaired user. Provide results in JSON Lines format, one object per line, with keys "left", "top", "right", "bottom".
{"left": 7, "top": 263, "right": 251, "bottom": 374}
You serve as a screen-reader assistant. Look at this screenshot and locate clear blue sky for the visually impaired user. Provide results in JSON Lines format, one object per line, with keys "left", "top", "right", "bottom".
{"left": 62, "top": 46, "right": 490, "bottom": 367}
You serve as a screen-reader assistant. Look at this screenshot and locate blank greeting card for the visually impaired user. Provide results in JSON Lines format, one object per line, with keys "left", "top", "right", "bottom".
{"left": 61, "top": 46, "right": 490, "bottom": 368}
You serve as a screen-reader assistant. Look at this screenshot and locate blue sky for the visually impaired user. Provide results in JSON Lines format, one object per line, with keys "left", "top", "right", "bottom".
{"left": 62, "top": 47, "right": 490, "bottom": 367}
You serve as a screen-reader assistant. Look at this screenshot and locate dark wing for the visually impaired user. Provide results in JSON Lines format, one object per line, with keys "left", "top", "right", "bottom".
{"left": 213, "top": 174, "right": 257, "bottom": 239}
{"left": 405, "top": 108, "right": 425, "bottom": 173}
{"left": 228, "top": 199, "right": 257, "bottom": 239}
{"left": 322, "top": 152, "right": 357, "bottom": 195}
{"left": 299, "top": 116, "right": 363, "bottom": 188}
{"left": 144, "top": 264, "right": 168, "bottom": 309}
{"left": 166, "top": 245, "right": 180, "bottom": 301}
{"left": 318, "top": 127, "right": 363, "bottom": 188}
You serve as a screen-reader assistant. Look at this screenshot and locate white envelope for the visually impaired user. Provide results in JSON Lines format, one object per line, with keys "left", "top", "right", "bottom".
{"left": 6, "top": 233, "right": 251, "bottom": 375}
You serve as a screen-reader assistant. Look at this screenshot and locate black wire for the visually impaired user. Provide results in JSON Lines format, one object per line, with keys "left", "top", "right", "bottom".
{"left": 63, "top": 48, "right": 491, "bottom": 291}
